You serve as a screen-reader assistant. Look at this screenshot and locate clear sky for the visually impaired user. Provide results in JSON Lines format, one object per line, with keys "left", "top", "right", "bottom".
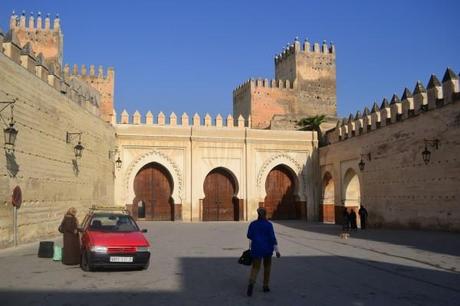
{"left": 1, "top": 0, "right": 459, "bottom": 120}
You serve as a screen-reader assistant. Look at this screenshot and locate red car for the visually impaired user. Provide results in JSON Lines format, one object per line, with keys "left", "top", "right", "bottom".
{"left": 79, "top": 207, "right": 150, "bottom": 271}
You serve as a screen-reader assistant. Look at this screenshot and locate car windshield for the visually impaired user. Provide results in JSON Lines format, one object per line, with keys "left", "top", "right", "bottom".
{"left": 88, "top": 214, "right": 139, "bottom": 232}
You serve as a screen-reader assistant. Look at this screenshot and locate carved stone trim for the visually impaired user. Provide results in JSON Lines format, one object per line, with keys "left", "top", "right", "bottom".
{"left": 125, "top": 150, "right": 183, "bottom": 203}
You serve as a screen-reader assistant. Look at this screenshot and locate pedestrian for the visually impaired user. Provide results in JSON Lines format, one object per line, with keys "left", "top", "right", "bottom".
{"left": 359, "top": 205, "right": 368, "bottom": 229}
{"left": 59, "top": 207, "right": 81, "bottom": 265}
{"left": 246, "top": 207, "right": 281, "bottom": 297}
{"left": 342, "top": 207, "right": 350, "bottom": 231}
{"left": 350, "top": 208, "right": 357, "bottom": 230}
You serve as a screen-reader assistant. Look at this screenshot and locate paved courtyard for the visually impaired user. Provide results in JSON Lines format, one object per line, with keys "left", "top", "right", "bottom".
{"left": 0, "top": 221, "right": 459, "bottom": 306}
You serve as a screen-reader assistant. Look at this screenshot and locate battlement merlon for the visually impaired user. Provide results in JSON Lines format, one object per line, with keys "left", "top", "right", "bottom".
{"left": 10, "top": 11, "right": 61, "bottom": 32}
{"left": 64, "top": 64, "right": 115, "bottom": 80}
{"left": 274, "top": 38, "right": 336, "bottom": 85}
{"left": 9, "top": 11, "right": 63, "bottom": 68}
{"left": 232, "top": 78, "right": 296, "bottom": 97}
{"left": 65, "top": 64, "right": 115, "bottom": 123}
{"left": 325, "top": 68, "right": 460, "bottom": 144}
{"left": 274, "top": 38, "right": 335, "bottom": 63}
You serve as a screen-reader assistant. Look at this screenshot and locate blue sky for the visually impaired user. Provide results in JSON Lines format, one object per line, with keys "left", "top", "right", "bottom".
{"left": 1, "top": 0, "right": 459, "bottom": 120}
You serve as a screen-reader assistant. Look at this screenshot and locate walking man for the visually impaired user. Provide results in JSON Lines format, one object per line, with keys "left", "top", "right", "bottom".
{"left": 359, "top": 205, "right": 368, "bottom": 229}
{"left": 246, "top": 207, "right": 280, "bottom": 297}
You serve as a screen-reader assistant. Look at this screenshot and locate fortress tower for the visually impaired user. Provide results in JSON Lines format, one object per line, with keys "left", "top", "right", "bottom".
{"left": 8, "top": 11, "right": 115, "bottom": 123}
{"left": 233, "top": 38, "right": 336, "bottom": 129}
{"left": 10, "top": 11, "right": 63, "bottom": 70}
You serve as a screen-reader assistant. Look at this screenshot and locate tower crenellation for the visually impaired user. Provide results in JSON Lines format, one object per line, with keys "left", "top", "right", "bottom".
{"left": 233, "top": 37, "right": 337, "bottom": 129}
{"left": 9, "top": 11, "right": 63, "bottom": 69}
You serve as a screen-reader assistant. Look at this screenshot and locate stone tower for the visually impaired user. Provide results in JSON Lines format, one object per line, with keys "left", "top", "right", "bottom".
{"left": 233, "top": 38, "right": 336, "bottom": 129}
{"left": 9, "top": 11, "right": 63, "bottom": 70}
{"left": 9, "top": 11, "right": 115, "bottom": 123}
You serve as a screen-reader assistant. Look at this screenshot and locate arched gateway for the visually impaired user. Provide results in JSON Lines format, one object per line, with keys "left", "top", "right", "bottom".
{"left": 202, "top": 167, "right": 240, "bottom": 221}
{"left": 133, "top": 162, "right": 174, "bottom": 221}
{"left": 264, "top": 165, "right": 299, "bottom": 220}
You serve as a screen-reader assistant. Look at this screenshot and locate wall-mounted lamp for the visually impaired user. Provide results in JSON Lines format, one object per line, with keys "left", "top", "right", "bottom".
{"left": 422, "top": 139, "right": 440, "bottom": 165}
{"left": 109, "top": 148, "right": 122, "bottom": 169}
{"left": 1, "top": 100, "right": 18, "bottom": 152}
{"left": 358, "top": 152, "right": 372, "bottom": 172}
{"left": 66, "top": 132, "right": 84, "bottom": 159}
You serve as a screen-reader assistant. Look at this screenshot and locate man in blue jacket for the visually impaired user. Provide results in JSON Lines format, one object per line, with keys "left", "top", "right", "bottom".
{"left": 246, "top": 207, "right": 281, "bottom": 297}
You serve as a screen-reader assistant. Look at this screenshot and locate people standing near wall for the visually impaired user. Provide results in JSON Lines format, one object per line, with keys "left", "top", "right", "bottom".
{"left": 59, "top": 207, "right": 81, "bottom": 265}
{"left": 350, "top": 209, "right": 357, "bottom": 231}
{"left": 246, "top": 207, "right": 281, "bottom": 297}
{"left": 342, "top": 207, "right": 350, "bottom": 231}
{"left": 359, "top": 206, "right": 368, "bottom": 230}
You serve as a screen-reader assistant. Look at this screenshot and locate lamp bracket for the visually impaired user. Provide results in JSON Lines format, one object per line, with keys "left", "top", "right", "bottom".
{"left": 66, "top": 132, "right": 82, "bottom": 144}
{"left": 424, "top": 139, "right": 439, "bottom": 150}
{"left": 0, "top": 100, "right": 16, "bottom": 127}
{"left": 360, "top": 152, "right": 372, "bottom": 161}
{"left": 108, "top": 147, "right": 119, "bottom": 160}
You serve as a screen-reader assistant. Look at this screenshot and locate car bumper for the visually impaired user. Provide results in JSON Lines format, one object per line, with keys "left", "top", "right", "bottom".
{"left": 88, "top": 251, "right": 150, "bottom": 268}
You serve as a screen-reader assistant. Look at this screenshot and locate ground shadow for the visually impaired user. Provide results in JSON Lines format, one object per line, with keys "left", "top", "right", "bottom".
{"left": 0, "top": 256, "right": 459, "bottom": 306}
{"left": 272, "top": 221, "right": 460, "bottom": 257}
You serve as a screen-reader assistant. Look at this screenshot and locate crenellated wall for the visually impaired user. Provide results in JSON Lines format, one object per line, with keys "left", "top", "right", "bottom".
{"left": 233, "top": 38, "right": 336, "bottom": 130}
{"left": 114, "top": 110, "right": 250, "bottom": 128}
{"left": 64, "top": 64, "right": 115, "bottom": 123}
{"left": 0, "top": 27, "right": 115, "bottom": 248}
{"left": 320, "top": 68, "right": 460, "bottom": 231}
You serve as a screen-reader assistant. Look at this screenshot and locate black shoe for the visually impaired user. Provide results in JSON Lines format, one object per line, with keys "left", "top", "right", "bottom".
{"left": 247, "top": 284, "right": 254, "bottom": 297}
{"left": 263, "top": 286, "right": 270, "bottom": 292}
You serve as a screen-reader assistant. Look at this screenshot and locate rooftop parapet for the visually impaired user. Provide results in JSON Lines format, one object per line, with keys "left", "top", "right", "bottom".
{"left": 114, "top": 110, "right": 251, "bottom": 128}
{"left": 274, "top": 37, "right": 335, "bottom": 65}
{"left": 232, "top": 78, "right": 296, "bottom": 97}
{"left": 10, "top": 11, "right": 60, "bottom": 32}
{"left": 64, "top": 64, "right": 114, "bottom": 80}
{"left": 326, "top": 68, "right": 460, "bottom": 144}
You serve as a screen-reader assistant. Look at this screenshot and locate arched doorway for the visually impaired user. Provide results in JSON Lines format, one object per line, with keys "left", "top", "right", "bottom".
{"left": 264, "top": 165, "right": 298, "bottom": 220}
{"left": 322, "top": 172, "right": 335, "bottom": 223}
{"left": 341, "top": 168, "right": 361, "bottom": 227}
{"left": 202, "top": 167, "right": 240, "bottom": 221}
{"left": 133, "top": 162, "right": 174, "bottom": 221}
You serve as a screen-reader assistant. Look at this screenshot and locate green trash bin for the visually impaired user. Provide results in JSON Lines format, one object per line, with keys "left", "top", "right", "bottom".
{"left": 53, "top": 245, "right": 62, "bottom": 261}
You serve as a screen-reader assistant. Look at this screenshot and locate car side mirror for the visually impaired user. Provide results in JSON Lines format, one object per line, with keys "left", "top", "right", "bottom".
{"left": 141, "top": 229, "right": 148, "bottom": 233}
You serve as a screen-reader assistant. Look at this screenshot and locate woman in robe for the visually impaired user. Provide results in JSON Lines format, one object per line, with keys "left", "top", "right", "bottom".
{"left": 59, "top": 207, "right": 81, "bottom": 265}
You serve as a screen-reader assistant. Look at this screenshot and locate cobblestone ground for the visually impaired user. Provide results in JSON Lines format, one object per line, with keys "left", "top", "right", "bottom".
{"left": 0, "top": 221, "right": 459, "bottom": 306}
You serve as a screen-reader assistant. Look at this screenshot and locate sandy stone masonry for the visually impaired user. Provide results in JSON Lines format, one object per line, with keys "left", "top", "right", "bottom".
{"left": 0, "top": 14, "right": 116, "bottom": 248}
{"left": 233, "top": 38, "right": 336, "bottom": 130}
{"left": 320, "top": 68, "right": 460, "bottom": 231}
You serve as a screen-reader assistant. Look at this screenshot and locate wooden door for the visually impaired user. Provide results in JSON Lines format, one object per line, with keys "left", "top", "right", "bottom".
{"left": 133, "top": 163, "right": 173, "bottom": 221}
{"left": 264, "top": 165, "right": 297, "bottom": 219}
{"left": 203, "top": 168, "right": 237, "bottom": 221}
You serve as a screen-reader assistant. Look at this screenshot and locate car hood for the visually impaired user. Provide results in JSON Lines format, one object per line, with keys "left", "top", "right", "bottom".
{"left": 88, "top": 231, "right": 150, "bottom": 247}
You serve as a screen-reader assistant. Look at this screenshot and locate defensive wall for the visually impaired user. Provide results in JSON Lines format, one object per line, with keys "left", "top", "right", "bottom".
{"left": 320, "top": 68, "right": 460, "bottom": 231}
{"left": 112, "top": 111, "right": 319, "bottom": 222}
{"left": 0, "top": 25, "right": 115, "bottom": 248}
{"left": 233, "top": 38, "right": 337, "bottom": 130}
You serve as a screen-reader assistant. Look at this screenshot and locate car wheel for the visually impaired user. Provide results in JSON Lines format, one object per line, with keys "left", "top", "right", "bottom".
{"left": 80, "top": 250, "right": 93, "bottom": 272}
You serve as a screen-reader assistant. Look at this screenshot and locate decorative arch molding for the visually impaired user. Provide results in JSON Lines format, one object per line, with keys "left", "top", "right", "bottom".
{"left": 197, "top": 165, "right": 242, "bottom": 200}
{"left": 124, "top": 150, "right": 183, "bottom": 205}
{"left": 256, "top": 153, "right": 306, "bottom": 201}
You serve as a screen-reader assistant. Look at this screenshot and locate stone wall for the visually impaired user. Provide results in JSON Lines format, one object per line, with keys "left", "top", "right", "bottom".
{"left": 320, "top": 69, "right": 460, "bottom": 231}
{"left": 113, "top": 111, "right": 318, "bottom": 222}
{"left": 0, "top": 49, "right": 115, "bottom": 248}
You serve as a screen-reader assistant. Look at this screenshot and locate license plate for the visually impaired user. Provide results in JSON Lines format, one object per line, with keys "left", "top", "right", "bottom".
{"left": 110, "top": 256, "right": 133, "bottom": 263}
